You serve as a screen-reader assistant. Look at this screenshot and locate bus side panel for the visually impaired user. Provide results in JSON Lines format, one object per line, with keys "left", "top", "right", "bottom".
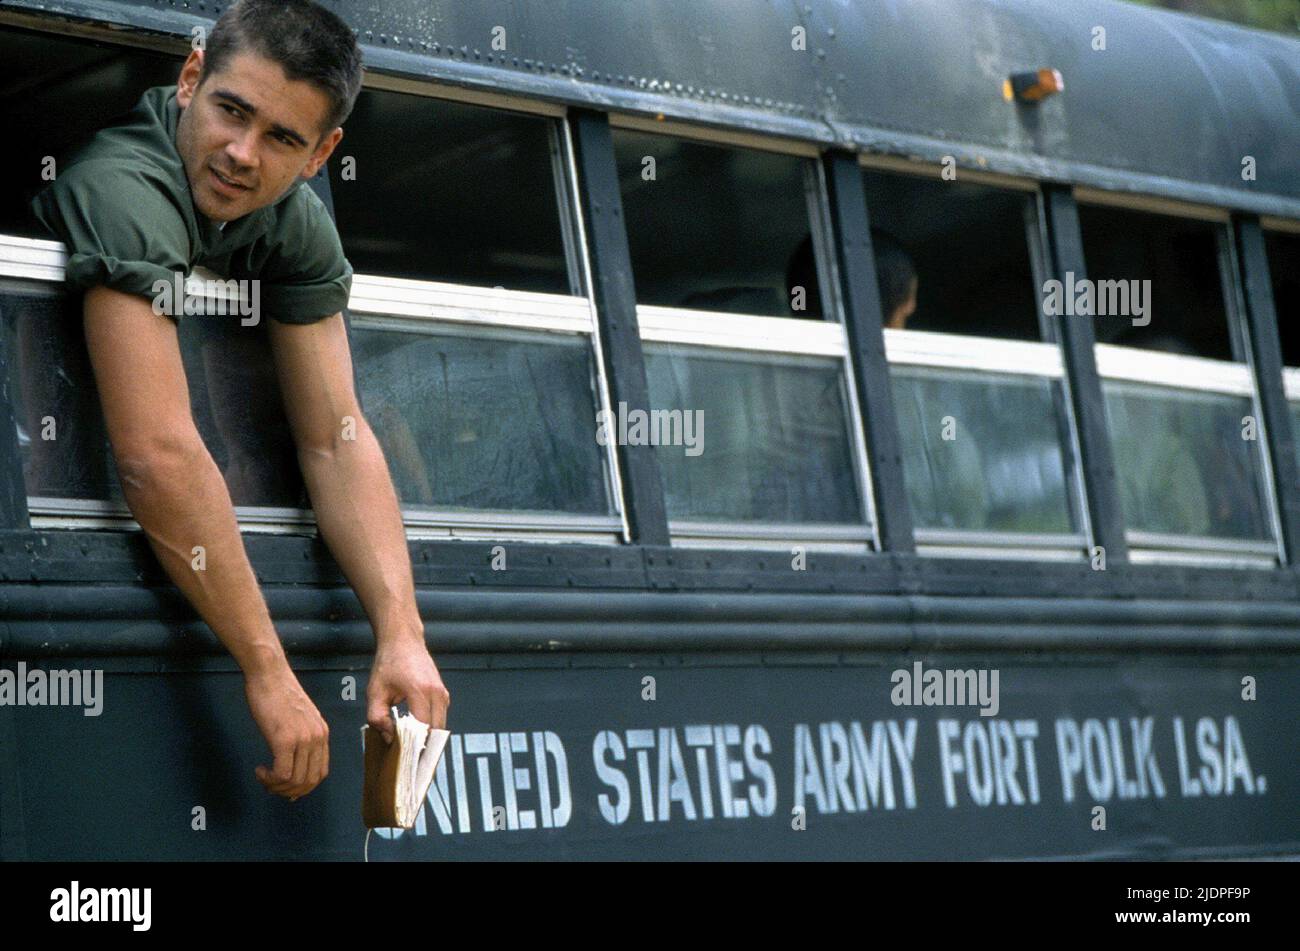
{"left": 3, "top": 650, "right": 1296, "bottom": 860}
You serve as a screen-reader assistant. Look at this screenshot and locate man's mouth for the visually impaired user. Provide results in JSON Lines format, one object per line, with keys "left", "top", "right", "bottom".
{"left": 210, "top": 166, "right": 251, "bottom": 193}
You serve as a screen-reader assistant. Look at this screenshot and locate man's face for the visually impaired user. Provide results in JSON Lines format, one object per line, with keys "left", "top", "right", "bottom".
{"left": 174, "top": 49, "right": 342, "bottom": 223}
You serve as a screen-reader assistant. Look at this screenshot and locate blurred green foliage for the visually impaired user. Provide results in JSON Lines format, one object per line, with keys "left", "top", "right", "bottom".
{"left": 1124, "top": 0, "right": 1300, "bottom": 34}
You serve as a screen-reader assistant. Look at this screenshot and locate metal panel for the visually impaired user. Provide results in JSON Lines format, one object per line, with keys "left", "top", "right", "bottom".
{"left": 1041, "top": 185, "right": 1129, "bottom": 562}
{"left": 2, "top": 649, "right": 1297, "bottom": 860}
{"left": 822, "top": 151, "right": 914, "bottom": 554}
{"left": 4, "top": 0, "right": 1297, "bottom": 215}
{"left": 568, "top": 110, "right": 669, "bottom": 546}
{"left": 1235, "top": 216, "right": 1300, "bottom": 562}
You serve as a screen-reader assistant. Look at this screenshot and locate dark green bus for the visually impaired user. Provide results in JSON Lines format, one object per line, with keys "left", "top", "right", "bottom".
{"left": 0, "top": 0, "right": 1297, "bottom": 860}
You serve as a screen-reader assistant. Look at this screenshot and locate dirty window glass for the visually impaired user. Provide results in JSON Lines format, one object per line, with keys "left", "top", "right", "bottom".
{"left": 892, "top": 367, "right": 1077, "bottom": 534}
{"left": 352, "top": 324, "right": 612, "bottom": 515}
{"left": 643, "top": 345, "right": 863, "bottom": 523}
{"left": 1104, "top": 381, "right": 1271, "bottom": 540}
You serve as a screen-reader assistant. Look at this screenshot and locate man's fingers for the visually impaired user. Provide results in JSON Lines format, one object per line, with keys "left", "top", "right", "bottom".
{"left": 366, "top": 694, "right": 396, "bottom": 744}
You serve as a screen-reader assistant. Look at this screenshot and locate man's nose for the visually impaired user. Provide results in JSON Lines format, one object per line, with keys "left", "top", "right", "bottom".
{"left": 224, "top": 128, "right": 258, "bottom": 171}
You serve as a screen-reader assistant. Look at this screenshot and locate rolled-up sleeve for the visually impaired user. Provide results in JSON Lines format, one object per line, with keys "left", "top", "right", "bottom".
{"left": 257, "top": 185, "right": 353, "bottom": 325}
{"left": 30, "top": 160, "right": 191, "bottom": 302}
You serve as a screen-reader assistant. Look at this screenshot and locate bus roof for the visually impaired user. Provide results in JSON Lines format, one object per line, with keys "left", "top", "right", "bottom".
{"left": 5, "top": 0, "right": 1300, "bottom": 216}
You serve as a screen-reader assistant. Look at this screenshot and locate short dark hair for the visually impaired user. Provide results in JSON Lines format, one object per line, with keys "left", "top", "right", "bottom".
{"left": 201, "top": 0, "right": 363, "bottom": 136}
{"left": 870, "top": 228, "right": 916, "bottom": 318}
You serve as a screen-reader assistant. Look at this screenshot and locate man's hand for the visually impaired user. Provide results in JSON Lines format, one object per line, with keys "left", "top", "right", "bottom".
{"left": 366, "top": 636, "right": 450, "bottom": 744}
{"left": 245, "top": 666, "right": 330, "bottom": 800}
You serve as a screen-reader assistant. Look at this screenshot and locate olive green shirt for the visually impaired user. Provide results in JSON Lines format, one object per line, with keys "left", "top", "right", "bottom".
{"left": 30, "top": 85, "right": 351, "bottom": 324}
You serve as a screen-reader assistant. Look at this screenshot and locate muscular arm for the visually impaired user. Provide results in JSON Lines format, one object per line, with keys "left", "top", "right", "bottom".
{"left": 267, "top": 312, "right": 448, "bottom": 740}
{"left": 83, "top": 286, "right": 328, "bottom": 799}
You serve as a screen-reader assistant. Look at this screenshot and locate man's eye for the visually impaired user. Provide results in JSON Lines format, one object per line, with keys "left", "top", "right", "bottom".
{"left": 220, "top": 104, "right": 242, "bottom": 118}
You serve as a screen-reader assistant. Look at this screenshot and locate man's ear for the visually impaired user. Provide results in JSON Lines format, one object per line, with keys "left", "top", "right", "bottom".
{"left": 176, "top": 49, "right": 205, "bottom": 108}
{"left": 303, "top": 127, "right": 344, "bottom": 179}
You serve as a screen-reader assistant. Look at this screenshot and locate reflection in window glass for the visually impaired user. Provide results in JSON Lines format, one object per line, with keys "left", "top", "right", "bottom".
{"left": 643, "top": 346, "right": 863, "bottom": 523}
{"left": 1, "top": 283, "right": 118, "bottom": 501}
{"left": 329, "top": 90, "right": 569, "bottom": 294}
{"left": 1080, "top": 206, "right": 1236, "bottom": 361}
{"left": 613, "top": 131, "right": 822, "bottom": 318}
{"left": 860, "top": 171, "right": 1039, "bottom": 339}
{"left": 1104, "top": 381, "right": 1271, "bottom": 540}
{"left": 2, "top": 282, "right": 308, "bottom": 508}
{"left": 177, "top": 317, "right": 306, "bottom": 508}
{"left": 352, "top": 324, "right": 611, "bottom": 515}
{"left": 892, "top": 367, "right": 1076, "bottom": 533}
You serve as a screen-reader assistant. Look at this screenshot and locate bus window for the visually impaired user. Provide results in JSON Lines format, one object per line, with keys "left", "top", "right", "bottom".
{"left": 331, "top": 89, "right": 620, "bottom": 536}
{"left": 859, "top": 172, "right": 1040, "bottom": 340}
{"left": 0, "top": 33, "right": 309, "bottom": 517}
{"left": 612, "top": 130, "right": 827, "bottom": 320}
{"left": 643, "top": 347, "right": 862, "bottom": 524}
{"left": 861, "top": 167, "right": 1083, "bottom": 551}
{"left": 610, "top": 128, "right": 871, "bottom": 545}
{"left": 1079, "top": 203, "right": 1275, "bottom": 556}
{"left": 329, "top": 90, "right": 568, "bottom": 295}
{"left": 350, "top": 324, "right": 609, "bottom": 515}
{"left": 0, "top": 280, "right": 120, "bottom": 504}
{"left": 1079, "top": 206, "right": 1235, "bottom": 359}
{"left": 1265, "top": 229, "right": 1300, "bottom": 475}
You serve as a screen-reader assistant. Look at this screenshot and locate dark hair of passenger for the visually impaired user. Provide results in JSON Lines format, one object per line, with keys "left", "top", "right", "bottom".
{"left": 200, "top": 0, "right": 364, "bottom": 136}
{"left": 870, "top": 227, "right": 916, "bottom": 320}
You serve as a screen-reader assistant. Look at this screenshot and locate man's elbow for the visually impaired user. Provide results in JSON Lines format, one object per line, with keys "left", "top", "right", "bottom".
{"left": 112, "top": 430, "right": 211, "bottom": 497}
{"left": 295, "top": 409, "right": 375, "bottom": 467}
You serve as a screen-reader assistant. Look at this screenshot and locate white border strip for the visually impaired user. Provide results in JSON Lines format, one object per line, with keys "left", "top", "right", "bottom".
{"left": 636, "top": 304, "right": 847, "bottom": 357}
{"left": 27, "top": 496, "right": 623, "bottom": 540}
{"left": 349, "top": 274, "right": 593, "bottom": 335}
{"left": 0, "top": 234, "right": 65, "bottom": 282}
{"left": 1095, "top": 343, "right": 1254, "bottom": 396}
{"left": 884, "top": 328, "right": 1064, "bottom": 378}
{"left": 1283, "top": 367, "right": 1300, "bottom": 403}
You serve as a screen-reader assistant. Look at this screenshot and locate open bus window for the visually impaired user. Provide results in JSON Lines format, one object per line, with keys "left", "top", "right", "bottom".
{"left": 0, "top": 28, "right": 180, "bottom": 238}
{"left": 860, "top": 168, "right": 1082, "bottom": 545}
{"left": 859, "top": 170, "right": 1040, "bottom": 340}
{"left": 1078, "top": 205, "right": 1237, "bottom": 360}
{"left": 0, "top": 30, "right": 314, "bottom": 513}
{"left": 328, "top": 89, "right": 569, "bottom": 295}
{"left": 608, "top": 129, "right": 870, "bottom": 542}
{"left": 611, "top": 130, "right": 827, "bottom": 319}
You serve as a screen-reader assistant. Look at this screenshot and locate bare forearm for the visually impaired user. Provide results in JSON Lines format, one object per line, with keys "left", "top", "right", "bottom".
{"left": 118, "top": 443, "right": 288, "bottom": 677}
{"left": 296, "top": 417, "right": 423, "bottom": 648}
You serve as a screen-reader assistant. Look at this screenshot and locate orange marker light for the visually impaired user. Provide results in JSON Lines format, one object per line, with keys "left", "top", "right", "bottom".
{"left": 1007, "top": 68, "right": 1064, "bottom": 103}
